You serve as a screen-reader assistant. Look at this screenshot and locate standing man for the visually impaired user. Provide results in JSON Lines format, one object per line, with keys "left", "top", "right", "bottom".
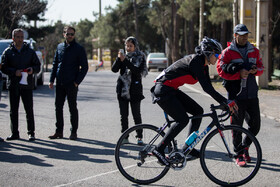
{"left": 1, "top": 28, "right": 41, "bottom": 141}
{"left": 217, "top": 24, "right": 264, "bottom": 167}
{"left": 48, "top": 26, "right": 88, "bottom": 140}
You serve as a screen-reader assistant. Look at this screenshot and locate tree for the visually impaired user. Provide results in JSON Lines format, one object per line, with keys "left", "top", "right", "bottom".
{"left": 75, "top": 19, "right": 94, "bottom": 59}
{"left": 177, "top": 0, "right": 200, "bottom": 54}
{"left": 0, "top": 0, "right": 48, "bottom": 38}
{"left": 24, "top": 0, "right": 47, "bottom": 28}
{"left": 37, "top": 21, "right": 64, "bottom": 71}
{"left": 91, "top": 0, "right": 163, "bottom": 63}
{"left": 207, "top": 0, "right": 233, "bottom": 47}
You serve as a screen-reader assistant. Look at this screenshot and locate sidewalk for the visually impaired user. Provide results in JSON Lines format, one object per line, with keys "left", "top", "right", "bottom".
{"left": 258, "top": 83, "right": 280, "bottom": 123}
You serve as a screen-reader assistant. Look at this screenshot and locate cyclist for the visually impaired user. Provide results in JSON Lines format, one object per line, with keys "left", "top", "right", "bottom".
{"left": 151, "top": 37, "right": 238, "bottom": 166}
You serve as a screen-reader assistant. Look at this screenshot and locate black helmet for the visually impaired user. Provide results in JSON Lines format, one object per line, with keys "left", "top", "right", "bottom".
{"left": 196, "top": 37, "right": 223, "bottom": 59}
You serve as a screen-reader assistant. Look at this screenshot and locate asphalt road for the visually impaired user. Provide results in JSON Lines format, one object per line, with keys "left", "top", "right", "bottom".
{"left": 0, "top": 70, "right": 279, "bottom": 187}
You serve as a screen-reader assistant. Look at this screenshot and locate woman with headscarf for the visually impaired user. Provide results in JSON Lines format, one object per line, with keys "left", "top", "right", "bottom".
{"left": 112, "top": 36, "right": 148, "bottom": 145}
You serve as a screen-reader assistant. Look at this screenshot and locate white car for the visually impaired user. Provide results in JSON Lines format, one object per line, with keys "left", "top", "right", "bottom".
{"left": 0, "top": 39, "right": 44, "bottom": 89}
{"left": 146, "top": 52, "right": 168, "bottom": 71}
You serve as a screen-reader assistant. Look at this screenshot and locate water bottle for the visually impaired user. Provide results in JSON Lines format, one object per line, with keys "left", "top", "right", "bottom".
{"left": 185, "top": 131, "right": 199, "bottom": 146}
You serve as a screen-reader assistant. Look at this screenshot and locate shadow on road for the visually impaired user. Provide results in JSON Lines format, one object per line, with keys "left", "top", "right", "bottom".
{"left": 260, "top": 158, "right": 280, "bottom": 172}
{"left": 0, "top": 138, "right": 117, "bottom": 166}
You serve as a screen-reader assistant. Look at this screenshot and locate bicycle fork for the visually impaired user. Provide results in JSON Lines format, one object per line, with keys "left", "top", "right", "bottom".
{"left": 218, "top": 128, "right": 234, "bottom": 158}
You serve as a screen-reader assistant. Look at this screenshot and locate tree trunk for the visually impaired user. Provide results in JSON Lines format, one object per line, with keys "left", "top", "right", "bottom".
{"left": 199, "top": 0, "right": 205, "bottom": 44}
{"left": 220, "top": 21, "right": 227, "bottom": 48}
{"left": 233, "top": 0, "right": 238, "bottom": 28}
{"left": 133, "top": 0, "right": 139, "bottom": 39}
{"left": 171, "top": 1, "right": 180, "bottom": 62}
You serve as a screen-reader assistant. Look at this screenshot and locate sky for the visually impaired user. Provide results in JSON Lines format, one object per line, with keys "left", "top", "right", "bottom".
{"left": 40, "top": 0, "right": 119, "bottom": 26}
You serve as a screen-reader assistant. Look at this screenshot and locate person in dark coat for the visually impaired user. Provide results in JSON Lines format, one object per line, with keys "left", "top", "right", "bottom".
{"left": 1, "top": 28, "right": 41, "bottom": 141}
{"left": 112, "top": 36, "right": 148, "bottom": 145}
{"left": 48, "top": 26, "right": 88, "bottom": 140}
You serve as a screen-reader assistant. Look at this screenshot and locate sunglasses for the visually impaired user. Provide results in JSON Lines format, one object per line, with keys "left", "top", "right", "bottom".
{"left": 214, "top": 54, "right": 219, "bottom": 58}
{"left": 66, "top": 33, "right": 75, "bottom": 36}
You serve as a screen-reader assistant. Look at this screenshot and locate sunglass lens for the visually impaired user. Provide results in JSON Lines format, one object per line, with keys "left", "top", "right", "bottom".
{"left": 66, "top": 33, "right": 74, "bottom": 36}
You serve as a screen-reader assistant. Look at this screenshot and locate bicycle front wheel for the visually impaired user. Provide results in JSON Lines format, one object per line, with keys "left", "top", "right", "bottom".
{"left": 200, "top": 125, "right": 262, "bottom": 187}
{"left": 115, "top": 124, "right": 170, "bottom": 185}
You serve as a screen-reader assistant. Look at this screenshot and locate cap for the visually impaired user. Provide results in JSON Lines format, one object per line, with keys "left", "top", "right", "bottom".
{"left": 234, "top": 24, "right": 251, "bottom": 35}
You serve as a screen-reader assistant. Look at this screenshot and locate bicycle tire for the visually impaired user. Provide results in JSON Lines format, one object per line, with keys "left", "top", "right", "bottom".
{"left": 200, "top": 125, "right": 262, "bottom": 186}
{"left": 115, "top": 124, "right": 170, "bottom": 184}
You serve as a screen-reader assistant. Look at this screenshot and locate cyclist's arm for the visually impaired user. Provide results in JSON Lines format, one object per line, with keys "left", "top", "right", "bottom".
{"left": 191, "top": 61, "right": 227, "bottom": 104}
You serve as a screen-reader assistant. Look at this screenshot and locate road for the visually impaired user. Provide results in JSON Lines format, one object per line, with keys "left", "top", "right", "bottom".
{"left": 0, "top": 71, "right": 279, "bottom": 186}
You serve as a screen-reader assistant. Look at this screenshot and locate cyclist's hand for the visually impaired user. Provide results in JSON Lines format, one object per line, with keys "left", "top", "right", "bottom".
{"left": 227, "top": 100, "right": 238, "bottom": 114}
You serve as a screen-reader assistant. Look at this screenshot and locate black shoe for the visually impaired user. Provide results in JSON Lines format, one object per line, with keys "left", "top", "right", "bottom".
{"left": 189, "top": 148, "right": 200, "bottom": 158}
{"left": 6, "top": 134, "right": 20, "bottom": 141}
{"left": 69, "top": 133, "right": 77, "bottom": 140}
{"left": 48, "top": 133, "right": 63, "bottom": 139}
{"left": 152, "top": 149, "right": 170, "bottom": 166}
{"left": 28, "top": 135, "right": 35, "bottom": 141}
{"left": 0, "top": 137, "right": 4, "bottom": 142}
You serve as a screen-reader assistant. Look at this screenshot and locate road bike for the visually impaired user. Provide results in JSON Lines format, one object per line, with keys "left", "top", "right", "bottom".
{"left": 114, "top": 104, "right": 262, "bottom": 186}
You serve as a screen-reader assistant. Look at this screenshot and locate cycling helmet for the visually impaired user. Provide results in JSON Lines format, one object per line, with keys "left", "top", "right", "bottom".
{"left": 196, "top": 36, "right": 223, "bottom": 61}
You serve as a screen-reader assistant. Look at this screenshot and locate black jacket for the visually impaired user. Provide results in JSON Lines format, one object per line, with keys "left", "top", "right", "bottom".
{"left": 112, "top": 54, "right": 145, "bottom": 101}
{"left": 50, "top": 40, "right": 88, "bottom": 86}
{"left": 1, "top": 42, "right": 40, "bottom": 89}
{"left": 154, "top": 54, "right": 227, "bottom": 104}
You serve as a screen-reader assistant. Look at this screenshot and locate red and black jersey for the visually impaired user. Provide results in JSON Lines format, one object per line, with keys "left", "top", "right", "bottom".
{"left": 155, "top": 54, "right": 227, "bottom": 104}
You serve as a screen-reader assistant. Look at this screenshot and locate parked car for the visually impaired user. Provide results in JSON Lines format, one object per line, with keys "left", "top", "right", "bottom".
{"left": 146, "top": 52, "right": 168, "bottom": 71}
{"left": 0, "top": 39, "right": 44, "bottom": 90}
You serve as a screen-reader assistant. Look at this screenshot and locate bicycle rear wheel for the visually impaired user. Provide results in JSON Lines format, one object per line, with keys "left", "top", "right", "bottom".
{"left": 115, "top": 124, "right": 170, "bottom": 185}
{"left": 200, "top": 125, "right": 262, "bottom": 187}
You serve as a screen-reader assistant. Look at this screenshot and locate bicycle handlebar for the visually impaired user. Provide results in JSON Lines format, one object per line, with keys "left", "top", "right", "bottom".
{"left": 210, "top": 104, "right": 231, "bottom": 122}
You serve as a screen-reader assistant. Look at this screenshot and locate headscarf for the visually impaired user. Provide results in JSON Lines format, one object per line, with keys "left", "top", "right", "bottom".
{"left": 119, "top": 36, "right": 148, "bottom": 99}
{"left": 125, "top": 36, "right": 148, "bottom": 77}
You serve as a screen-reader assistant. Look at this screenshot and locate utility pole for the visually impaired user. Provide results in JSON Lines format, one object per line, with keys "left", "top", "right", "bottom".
{"left": 240, "top": 0, "right": 269, "bottom": 88}
{"left": 256, "top": 0, "right": 270, "bottom": 87}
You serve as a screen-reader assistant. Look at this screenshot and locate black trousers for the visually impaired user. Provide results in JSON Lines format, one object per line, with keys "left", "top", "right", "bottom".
{"left": 9, "top": 88, "right": 35, "bottom": 136}
{"left": 153, "top": 84, "right": 204, "bottom": 153}
{"left": 117, "top": 95, "right": 142, "bottom": 138}
{"left": 55, "top": 83, "right": 78, "bottom": 134}
{"left": 231, "top": 98, "right": 261, "bottom": 154}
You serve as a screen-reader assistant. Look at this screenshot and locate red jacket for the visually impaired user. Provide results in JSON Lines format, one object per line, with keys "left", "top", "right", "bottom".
{"left": 216, "top": 41, "right": 264, "bottom": 100}
{"left": 217, "top": 41, "right": 264, "bottom": 80}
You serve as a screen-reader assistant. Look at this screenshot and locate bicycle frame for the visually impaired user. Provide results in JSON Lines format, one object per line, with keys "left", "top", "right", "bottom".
{"left": 155, "top": 104, "right": 233, "bottom": 157}
{"left": 115, "top": 104, "right": 262, "bottom": 186}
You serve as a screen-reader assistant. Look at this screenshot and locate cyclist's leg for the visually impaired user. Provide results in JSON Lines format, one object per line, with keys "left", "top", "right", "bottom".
{"left": 176, "top": 90, "right": 203, "bottom": 156}
{"left": 156, "top": 93, "right": 189, "bottom": 153}
{"left": 176, "top": 90, "right": 204, "bottom": 135}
